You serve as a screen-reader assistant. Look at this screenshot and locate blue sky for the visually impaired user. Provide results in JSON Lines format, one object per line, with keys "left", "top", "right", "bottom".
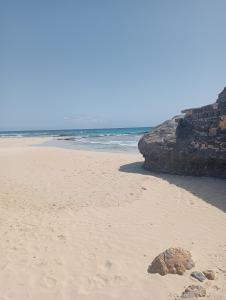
{"left": 1, "top": 0, "right": 226, "bottom": 130}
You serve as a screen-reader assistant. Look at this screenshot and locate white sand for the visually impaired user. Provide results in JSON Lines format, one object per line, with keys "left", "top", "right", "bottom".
{"left": 0, "top": 137, "right": 225, "bottom": 300}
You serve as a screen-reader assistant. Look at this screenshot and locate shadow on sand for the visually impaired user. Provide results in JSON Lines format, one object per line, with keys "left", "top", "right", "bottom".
{"left": 119, "top": 161, "right": 226, "bottom": 213}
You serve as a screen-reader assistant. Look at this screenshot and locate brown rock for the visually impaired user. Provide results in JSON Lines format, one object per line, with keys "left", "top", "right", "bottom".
{"left": 203, "top": 269, "right": 215, "bottom": 280}
{"left": 181, "top": 285, "right": 206, "bottom": 298}
{"left": 148, "top": 247, "right": 195, "bottom": 276}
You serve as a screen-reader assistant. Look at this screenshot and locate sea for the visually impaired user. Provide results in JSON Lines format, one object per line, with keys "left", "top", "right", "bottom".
{"left": 0, "top": 127, "right": 152, "bottom": 153}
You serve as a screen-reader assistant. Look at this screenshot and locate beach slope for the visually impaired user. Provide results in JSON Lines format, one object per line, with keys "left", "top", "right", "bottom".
{"left": 0, "top": 137, "right": 225, "bottom": 300}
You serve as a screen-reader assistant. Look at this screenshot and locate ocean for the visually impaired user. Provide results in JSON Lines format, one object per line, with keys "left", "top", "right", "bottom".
{"left": 0, "top": 127, "right": 152, "bottom": 153}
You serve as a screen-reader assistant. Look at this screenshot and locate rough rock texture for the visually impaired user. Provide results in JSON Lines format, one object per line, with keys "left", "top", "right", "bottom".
{"left": 138, "top": 87, "right": 226, "bottom": 178}
{"left": 148, "top": 247, "right": 195, "bottom": 276}
{"left": 203, "top": 269, "right": 215, "bottom": 280}
{"left": 181, "top": 285, "right": 206, "bottom": 298}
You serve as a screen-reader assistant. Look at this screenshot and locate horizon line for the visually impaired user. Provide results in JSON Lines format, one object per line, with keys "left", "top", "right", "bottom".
{"left": 0, "top": 125, "right": 154, "bottom": 133}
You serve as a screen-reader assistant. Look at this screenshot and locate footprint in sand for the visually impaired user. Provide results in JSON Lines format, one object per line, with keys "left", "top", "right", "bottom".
{"left": 44, "top": 276, "right": 57, "bottom": 288}
{"left": 57, "top": 234, "right": 66, "bottom": 241}
{"left": 81, "top": 260, "right": 123, "bottom": 292}
{"left": 105, "top": 260, "right": 112, "bottom": 269}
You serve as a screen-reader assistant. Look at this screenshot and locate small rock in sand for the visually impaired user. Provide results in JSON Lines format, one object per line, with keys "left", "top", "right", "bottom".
{"left": 148, "top": 247, "right": 195, "bottom": 276}
{"left": 191, "top": 271, "right": 206, "bottom": 282}
{"left": 181, "top": 285, "right": 206, "bottom": 298}
{"left": 203, "top": 270, "right": 215, "bottom": 280}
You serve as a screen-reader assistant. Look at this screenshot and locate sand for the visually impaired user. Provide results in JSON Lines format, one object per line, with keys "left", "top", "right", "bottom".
{"left": 0, "top": 137, "right": 225, "bottom": 300}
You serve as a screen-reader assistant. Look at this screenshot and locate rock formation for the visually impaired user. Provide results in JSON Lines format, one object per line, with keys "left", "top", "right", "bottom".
{"left": 148, "top": 247, "right": 195, "bottom": 276}
{"left": 138, "top": 87, "right": 226, "bottom": 178}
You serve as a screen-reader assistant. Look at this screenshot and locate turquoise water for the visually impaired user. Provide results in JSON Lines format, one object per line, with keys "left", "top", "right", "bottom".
{"left": 0, "top": 127, "right": 151, "bottom": 153}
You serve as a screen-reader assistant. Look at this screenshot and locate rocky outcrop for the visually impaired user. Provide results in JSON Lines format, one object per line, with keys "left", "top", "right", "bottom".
{"left": 148, "top": 247, "right": 195, "bottom": 275}
{"left": 138, "top": 87, "right": 226, "bottom": 178}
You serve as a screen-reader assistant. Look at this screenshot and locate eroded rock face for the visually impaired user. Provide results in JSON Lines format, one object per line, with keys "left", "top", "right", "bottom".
{"left": 148, "top": 247, "right": 195, "bottom": 276}
{"left": 138, "top": 87, "right": 226, "bottom": 178}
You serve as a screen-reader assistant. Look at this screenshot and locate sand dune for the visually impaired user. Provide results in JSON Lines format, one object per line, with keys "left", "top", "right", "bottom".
{"left": 0, "top": 137, "right": 225, "bottom": 300}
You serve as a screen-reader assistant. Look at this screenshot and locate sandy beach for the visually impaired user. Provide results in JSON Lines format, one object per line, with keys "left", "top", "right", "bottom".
{"left": 0, "top": 137, "right": 225, "bottom": 300}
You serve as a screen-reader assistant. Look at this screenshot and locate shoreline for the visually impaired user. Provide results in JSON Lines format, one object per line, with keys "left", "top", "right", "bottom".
{"left": 0, "top": 137, "right": 225, "bottom": 299}
{"left": 0, "top": 127, "right": 149, "bottom": 154}
{"left": 0, "top": 136, "right": 141, "bottom": 155}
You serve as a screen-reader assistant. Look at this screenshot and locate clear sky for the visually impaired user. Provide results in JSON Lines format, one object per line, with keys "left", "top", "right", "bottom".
{"left": 1, "top": 0, "right": 226, "bottom": 131}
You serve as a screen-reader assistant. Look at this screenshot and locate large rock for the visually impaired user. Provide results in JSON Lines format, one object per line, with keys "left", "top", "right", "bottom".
{"left": 138, "top": 87, "right": 226, "bottom": 178}
{"left": 148, "top": 247, "right": 195, "bottom": 276}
